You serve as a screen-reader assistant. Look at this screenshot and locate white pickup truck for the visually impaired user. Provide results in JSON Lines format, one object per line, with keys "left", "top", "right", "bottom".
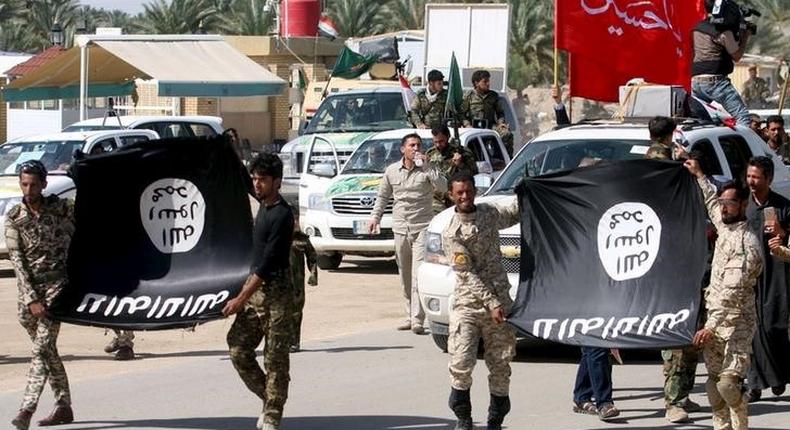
{"left": 418, "top": 119, "right": 790, "bottom": 352}
{"left": 299, "top": 127, "right": 511, "bottom": 269}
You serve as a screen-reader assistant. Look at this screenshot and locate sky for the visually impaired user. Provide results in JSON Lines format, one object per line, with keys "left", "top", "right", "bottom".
{"left": 81, "top": 1, "right": 146, "bottom": 14}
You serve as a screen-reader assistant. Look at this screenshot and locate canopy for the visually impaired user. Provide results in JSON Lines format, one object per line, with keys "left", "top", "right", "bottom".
{"left": 2, "top": 35, "right": 287, "bottom": 101}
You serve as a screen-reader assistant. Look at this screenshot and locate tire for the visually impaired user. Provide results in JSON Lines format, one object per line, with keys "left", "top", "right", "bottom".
{"left": 317, "top": 253, "right": 343, "bottom": 270}
{"left": 432, "top": 333, "right": 449, "bottom": 353}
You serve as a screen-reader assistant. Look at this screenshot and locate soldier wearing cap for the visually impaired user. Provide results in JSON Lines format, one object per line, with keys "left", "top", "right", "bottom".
{"left": 741, "top": 65, "right": 769, "bottom": 109}
{"left": 410, "top": 69, "right": 448, "bottom": 130}
{"left": 6, "top": 160, "right": 75, "bottom": 430}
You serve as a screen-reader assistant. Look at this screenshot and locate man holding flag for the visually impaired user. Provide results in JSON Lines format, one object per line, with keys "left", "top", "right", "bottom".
{"left": 409, "top": 70, "right": 448, "bottom": 130}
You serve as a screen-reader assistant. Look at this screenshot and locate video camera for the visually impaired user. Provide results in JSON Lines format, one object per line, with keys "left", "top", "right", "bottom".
{"left": 708, "top": 0, "right": 760, "bottom": 38}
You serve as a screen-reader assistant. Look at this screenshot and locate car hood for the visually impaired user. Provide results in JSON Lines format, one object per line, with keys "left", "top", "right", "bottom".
{"left": 324, "top": 174, "right": 383, "bottom": 198}
{"left": 281, "top": 132, "right": 377, "bottom": 152}
{"left": 0, "top": 175, "right": 74, "bottom": 199}
{"left": 427, "top": 194, "right": 519, "bottom": 235}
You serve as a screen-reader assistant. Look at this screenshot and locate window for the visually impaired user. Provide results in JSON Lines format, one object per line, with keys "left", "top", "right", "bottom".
{"left": 42, "top": 100, "right": 58, "bottom": 111}
{"left": 481, "top": 135, "right": 507, "bottom": 171}
{"left": 188, "top": 123, "right": 217, "bottom": 137}
{"left": 89, "top": 138, "right": 117, "bottom": 155}
{"left": 27, "top": 100, "right": 41, "bottom": 110}
{"left": 8, "top": 101, "right": 24, "bottom": 109}
{"left": 718, "top": 135, "right": 751, "bottom": 181}
{"left": 688, "top": 139, "right": 723, "bottom": 176}
{"left": 120, "top": 135, "right": 150, "bottom": 146}
{"left": 466, "top": 138, "right": 486, "bottom": 164}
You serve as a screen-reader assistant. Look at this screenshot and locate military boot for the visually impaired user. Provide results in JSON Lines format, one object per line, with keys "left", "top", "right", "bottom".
{"left": 11, "top": 409, "right": 32, "bottom": 430}
{"left": 115, "top": 346, "right": 135, "bottom": 361}
{"left": 665, "top": 405, "right": 691, "bottom": 423}
{"left": 449, "top": 388, "right": 473, "bottom": 430}
{"left": 486, "top": 394, "right": 511, "bottom": 430}
{"left": 37, "top": 405, "right": 73, "bottom": 426}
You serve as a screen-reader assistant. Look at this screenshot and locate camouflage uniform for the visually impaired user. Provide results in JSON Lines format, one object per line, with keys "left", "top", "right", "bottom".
{"left": 227, "top": 275, "right": 294, "bottom": 427}
{"left": 662, "top": 347, "right": 699, "bottom": 407}
{"left": 741, "top": 77, "right": 769, "bottom": 109}
{"left": 426, "top": 143, "right": 478, "bottom": 213}
{"left": 4, "top": 195, "right": 74, "bottom": 413}
{"left": 290, "top": 231, "right": 318, "bottom": 347}
{"left": 111, "top": 329, "right": 135, "bottom": 349}
{"left": 645, "top": 141, "right": 673, "bottom": 160}
{"left": 409, "top": 88, "right": 448, "bottom": 130}
{"left": 442, "top": 198, "right": 520, "bottom": 396}
{"left": 697, "top": 177, "right": 763, "bottom": 430}
{"left": 461, "top": 89, "right": 513, "bottom": 156}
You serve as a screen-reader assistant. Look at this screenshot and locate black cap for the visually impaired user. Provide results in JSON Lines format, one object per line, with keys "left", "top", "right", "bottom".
{"left": 427, "top": 70, "right": 444, "bottom": 82}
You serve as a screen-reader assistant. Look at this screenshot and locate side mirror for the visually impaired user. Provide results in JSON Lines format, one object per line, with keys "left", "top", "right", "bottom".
{"left": 477, "top": 161, "right": 493, "bottom": 175}
{"left": 313, "top": 163, "right": 336, "bottom": 178}
{"left": 474, "top": 174, "right": 493, "bottom": 192}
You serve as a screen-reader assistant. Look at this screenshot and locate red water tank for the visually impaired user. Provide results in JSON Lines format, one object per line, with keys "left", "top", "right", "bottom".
{"left": 280, "top": 0, "right": 320, "bottom": 37}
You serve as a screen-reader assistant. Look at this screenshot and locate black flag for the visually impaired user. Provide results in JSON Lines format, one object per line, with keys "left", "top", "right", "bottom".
{"left": 509, "top": 160, "right": 707, "bottom": 349}
{"left": 50, "top": 137, "right": 253, "bottom": 330}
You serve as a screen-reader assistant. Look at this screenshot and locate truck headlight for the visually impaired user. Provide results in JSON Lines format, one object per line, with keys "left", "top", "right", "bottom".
{"left": 427, "top": 297, "right": 440, "bottom": 312}
{"left": 280, "top": 152, "right": 294, "bottom": 177}
{"left": 424, "top": 231, "right": 448, "bottom": 265}
{"left": 308, "top": 194, "right": 330, "bottom": 211}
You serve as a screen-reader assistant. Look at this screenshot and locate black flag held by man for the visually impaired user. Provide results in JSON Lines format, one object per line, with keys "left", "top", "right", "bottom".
{"left": 50, "top": 137, "right": 253, "bottom": 330}
{"left": 509, "top": 159, "right": 708, "bottom": 349}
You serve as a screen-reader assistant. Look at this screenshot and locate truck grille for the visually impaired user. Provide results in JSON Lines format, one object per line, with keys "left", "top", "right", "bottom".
{"left": 500, "top": 236, "right": 520, "bottom": 274}
{"left": 331, "top": 228, "right": 395, "bottom": 240}
{"left": 332, "top": 195, "right": 393, "bottom": 215}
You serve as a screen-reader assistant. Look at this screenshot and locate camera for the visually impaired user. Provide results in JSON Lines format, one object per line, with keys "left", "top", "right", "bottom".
{"left": 708, "top": 0, "right": 760, "bottom": 38}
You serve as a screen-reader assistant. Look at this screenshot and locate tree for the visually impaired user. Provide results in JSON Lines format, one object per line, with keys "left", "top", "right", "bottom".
{"left": 217, "top": 0, "right": 275, "bottom": 35}
{"left": 0, "top": 21, "right": 44, "bottom": 53}
{"left": 325, "top": 0, "right": 387, "bottom": 38}
{"left": 748, "top": 0, "right": 790, "bottom": 59}
{"left": 508, "top": 0, "right": 556, "bottom": 88}
{"left": 25, "top": 0, "right": 81, "bottom": 49}
{"left": 381, "top": 0, "right": 426, "bottom": 31}
{"left": 137, "top": 0, "right": 219, "bottom": 34}
{"left": 0, "top": 0, "right": 24, "bottom": 23}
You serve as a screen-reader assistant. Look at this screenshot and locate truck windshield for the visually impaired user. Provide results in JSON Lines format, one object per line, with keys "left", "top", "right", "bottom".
{"left": 342, "top": 138, "right": 432, "bottom": 174}
{"left": 0, "top": 140, "right": 85, "bottom": 175}
{"left": 305, "top": 93, "right": 411, "bottom": 134}
{"left": 489, "top": 138, "right": 650, "bottom": 194}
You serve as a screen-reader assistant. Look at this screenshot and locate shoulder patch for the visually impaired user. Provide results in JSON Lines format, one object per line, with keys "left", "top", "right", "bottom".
{"left": 5, "top": 204, "right": 21, "bottom": 220}
{"left": 453, "top": 252, "right": 469, "bottom": 268}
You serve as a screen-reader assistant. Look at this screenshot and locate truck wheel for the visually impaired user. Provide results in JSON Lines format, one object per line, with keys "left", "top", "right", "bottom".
{"left": 317, "top": 253, "right": 343, "bottom": 270}
{"left": 432, "top": 333, "right": 448, "bottom": 353}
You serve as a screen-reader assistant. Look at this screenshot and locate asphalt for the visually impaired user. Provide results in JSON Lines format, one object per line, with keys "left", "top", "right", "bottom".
{"left": 2, "top": 328, "right": 790, "bottom": 430}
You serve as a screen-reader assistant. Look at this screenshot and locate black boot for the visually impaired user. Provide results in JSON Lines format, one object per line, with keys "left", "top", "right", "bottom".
{"left": 449, "top": 388, "right": 473, "bottom": 430}
{"left": 487, "top": 394, "right": 511, "bottom": 430}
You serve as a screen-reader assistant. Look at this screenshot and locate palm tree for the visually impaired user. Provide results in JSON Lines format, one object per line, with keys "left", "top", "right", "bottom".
{"left": 325, "top": 0, "right": 386, "bottom": 38}
{"left": 0, "top": 21, "right": 45, "bottom": 52}
{"left": 748, "top": 0, "right": 790, "bottom": 58}
{"left": 137, "top": 0, "right": 219, "bottom": 34}
{"left": 509, "top": 0, "right": 556, "bottom": 87}
{"left": 0, "top": 0, "right": 24, "bottom": 23}
{"left": 217, "top": 0, "right": 275, "bottom": 35}
{"left": 381, "top": 0, "right": 426, "bottom": 31}
{"left": 25, "top": 0, "right": 81, "bottom": 48}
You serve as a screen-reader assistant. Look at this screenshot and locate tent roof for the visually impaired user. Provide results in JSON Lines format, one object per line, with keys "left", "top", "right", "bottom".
{"left": 3, "top": 35, "right": 287, "bottom": 101}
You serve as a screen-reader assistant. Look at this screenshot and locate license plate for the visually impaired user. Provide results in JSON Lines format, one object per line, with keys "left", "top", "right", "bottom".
{"left": 353, "top": 220, "right": 378, "bottom": 235}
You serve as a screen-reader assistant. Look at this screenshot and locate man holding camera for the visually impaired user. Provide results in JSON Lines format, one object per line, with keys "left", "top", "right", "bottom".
{"left": 691, "top": 0, "right": 753, "bottom": 126}
{"left": 426, "top": 125, "right": 478, "bottom": 213}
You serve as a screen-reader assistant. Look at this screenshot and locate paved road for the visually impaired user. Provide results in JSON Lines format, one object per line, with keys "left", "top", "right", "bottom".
{"left": 2, "top": 327, "right": 790, "bottom": 430}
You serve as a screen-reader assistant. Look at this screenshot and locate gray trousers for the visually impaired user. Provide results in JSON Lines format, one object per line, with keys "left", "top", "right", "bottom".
{"left": 394, "top": 229, "right": 426, "bottom": 326}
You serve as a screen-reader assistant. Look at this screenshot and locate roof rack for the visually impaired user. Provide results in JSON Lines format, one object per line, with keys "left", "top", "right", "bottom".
{"left": 572, "top": 116, "right": 723, "bottom": 130}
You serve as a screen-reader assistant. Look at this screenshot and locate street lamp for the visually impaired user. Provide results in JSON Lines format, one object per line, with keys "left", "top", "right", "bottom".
{"left": 51, "top": 21, "right": 63, "bottom": 46}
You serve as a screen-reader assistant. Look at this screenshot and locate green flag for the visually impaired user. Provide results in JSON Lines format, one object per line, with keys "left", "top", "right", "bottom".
{"left": 297, "top": 69, "right": 307, "bottom": 89}
{"left": 445, "top": 52, "right": 464, "bottom": 120}
{"left": 330, "top": 47, "right": 378, "bottom": 79}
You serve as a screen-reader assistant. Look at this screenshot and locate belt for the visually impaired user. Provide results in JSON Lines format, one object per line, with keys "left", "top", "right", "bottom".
{"left": 692, "top": 75, "right": 727, "bottom": 83}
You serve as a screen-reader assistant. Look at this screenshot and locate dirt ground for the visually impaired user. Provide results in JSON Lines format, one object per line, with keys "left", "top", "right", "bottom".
{"left": 0, "top": 257, "right": 404, "bottom": 393}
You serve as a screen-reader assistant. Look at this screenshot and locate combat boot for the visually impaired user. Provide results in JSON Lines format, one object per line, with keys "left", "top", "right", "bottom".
{"left": 104, "top": 337, "right": 121, "bottom": 353}
{"left": 261, "top": 423, "right": 279, "bottom": 430}
{"left": 449, "top": 388, "right": 473, "bottom": 430}
{"left": 486, "top": 394, "right": 511, "bottom": 430}
{"left": 11, "top": 409, "right": 32, "bottom": 430}
{"left": 37, "top": 405, "right": 73, "bottom": 426}
{"left": 665, "top": 405, "right": 691, "bottom": 423}
{"left": 115, "top": 346, "right": 135, "bottom": 361}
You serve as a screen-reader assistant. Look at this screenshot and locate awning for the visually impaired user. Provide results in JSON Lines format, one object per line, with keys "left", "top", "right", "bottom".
{"left": 2, "top": 35, "right": 287, "bottom": 101}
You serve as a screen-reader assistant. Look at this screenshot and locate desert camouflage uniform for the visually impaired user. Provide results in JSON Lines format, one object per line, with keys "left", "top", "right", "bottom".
{"left": 697, "top": 177, "right": 763, "bottom": 430}
{"left": 426, "top": 143, "right": 478, "bottom": 213}
{"left": 4, "top": 195, "right": 74, "bottom": 413}
{"left": 442, "top": 198, "right": 520, "bottom": 396}
{"left": 409, "top": 88, "right": 448, "bottom": 130}
{"left": 227, "top": 275, "right": 294, "bottom": 427}
{"left": 110, "top": 329, "right": 135, "bottom": 349}
{"left": 645, "top": 141, "right": 673, "bottom": 160}
{"left": 290, "top": 231, "right": 318, "bottom": 346}
{"left": 461, "top": 89, "right": 513, "bottom": 156}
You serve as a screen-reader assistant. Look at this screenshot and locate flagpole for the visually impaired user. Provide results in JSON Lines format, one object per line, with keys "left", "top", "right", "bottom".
{"left": 321, "top": 71, "right": 334, "bottom": 99}
{"left": 553, "top": 0, "right": 559, "bottom": 88}
{"left": 568, "top": 53, "right": 573, "bottom": 123}
{"left": 779, "top": 72, "right": 789, "bottom": 116}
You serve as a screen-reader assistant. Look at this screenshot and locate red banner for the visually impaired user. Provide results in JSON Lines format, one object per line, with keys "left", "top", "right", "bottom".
{"left": 557, "top": 0, "right": 706, "bottom": 102}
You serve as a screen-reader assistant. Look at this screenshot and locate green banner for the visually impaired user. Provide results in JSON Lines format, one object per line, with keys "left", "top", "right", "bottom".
{"left": 331, "top": 47, "right": 378, "bottom": 79}
{"left": 445, "top": 52, "right": 463, "bottom": 119}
